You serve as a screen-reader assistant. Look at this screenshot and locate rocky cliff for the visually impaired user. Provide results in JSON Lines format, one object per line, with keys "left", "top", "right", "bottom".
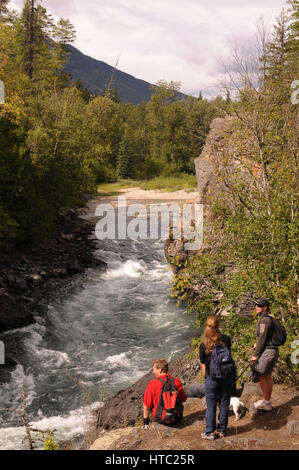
{"left": 194, "top": 116, "right": 260, "bottom": 207}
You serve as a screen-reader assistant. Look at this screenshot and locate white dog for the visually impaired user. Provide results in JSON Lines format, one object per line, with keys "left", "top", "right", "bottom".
{"left": 229, "top": 397, "right": 246, "bottom": 421}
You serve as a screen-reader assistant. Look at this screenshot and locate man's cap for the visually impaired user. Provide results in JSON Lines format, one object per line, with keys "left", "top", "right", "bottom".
{"left": 254, "top": 297, "right": 270, "bottom": 307}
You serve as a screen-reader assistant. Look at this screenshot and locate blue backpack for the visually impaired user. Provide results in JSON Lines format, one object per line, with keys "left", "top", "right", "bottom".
{"left": 209, "top": 344, "right": 236, "bottom": 380}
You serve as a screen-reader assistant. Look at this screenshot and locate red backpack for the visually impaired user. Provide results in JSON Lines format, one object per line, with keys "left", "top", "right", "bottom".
{"left": 155, "top": 376, "right": 183, "bottom": 425}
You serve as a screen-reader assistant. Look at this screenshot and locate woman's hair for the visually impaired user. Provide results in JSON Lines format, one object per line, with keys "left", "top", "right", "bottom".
{"left": 152, "top": 358, "right": 168, "bottom": 373}
{"left": 202, "top": 316, "right": 224, "bottom": 354}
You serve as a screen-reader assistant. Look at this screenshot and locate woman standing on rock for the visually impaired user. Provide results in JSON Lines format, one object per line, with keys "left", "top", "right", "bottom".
{"left": 199, "top": 316, "right": 235, "bottom": 440}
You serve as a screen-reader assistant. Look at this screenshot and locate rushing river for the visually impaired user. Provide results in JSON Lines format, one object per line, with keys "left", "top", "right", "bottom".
{"left": 0, "top": 202, "right": 196, "bottom": 450}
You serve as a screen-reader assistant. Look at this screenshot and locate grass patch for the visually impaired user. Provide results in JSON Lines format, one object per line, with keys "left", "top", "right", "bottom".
{"left": 97, "top": 174, "right": 197, "bottom": 195}
{"left": 97, "top": 180, "right": 138, "bottom": 196}
{"left": 138, "top": 174, "right": 197, "bottom": 192}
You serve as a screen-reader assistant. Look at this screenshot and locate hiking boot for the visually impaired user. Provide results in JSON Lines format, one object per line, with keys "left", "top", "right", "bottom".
{"left": 218, "top": 431, "right": 226, "bottom": 438}
{"left": 254, "top": 400, "right": 272, "bottom": 411}
{"left": 201, "top": 432, "right": 218, "bottom": 440}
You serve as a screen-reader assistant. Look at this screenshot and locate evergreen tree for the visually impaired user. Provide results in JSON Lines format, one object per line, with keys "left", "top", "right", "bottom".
{"left": 263, "top": 9, "right": 292, "bottom": 81}
{"left": 0, "top": 0, "right": 9, "bottom": 21}
{"left": 14, "top": 1, "right": 75, "bottom": 88}
{"left": 52, "top": 17, "right": 76, "bottom": 45}
{"left": 117, "top": 136, "right": 133, "bottom": 179}
{"left": 17, "top": 0, "right": 39, "bottom": 79}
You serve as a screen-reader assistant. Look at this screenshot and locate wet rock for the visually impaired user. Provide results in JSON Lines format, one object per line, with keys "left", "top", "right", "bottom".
{"left": 66, "top": 260, "right": 84, "bottom": 274}
{"left": 0, "top": 295, "right": 35, "bottom": 333}
{"left": 14, "top": 277, "right": 28, "bottom": 293}
{"left": 93, "top": 258, "right": 108, "bottom": 269}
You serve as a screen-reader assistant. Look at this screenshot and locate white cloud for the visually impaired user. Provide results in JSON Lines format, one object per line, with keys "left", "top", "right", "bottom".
{"left": 9, "top": 0, "right": 287, "bottom": 97}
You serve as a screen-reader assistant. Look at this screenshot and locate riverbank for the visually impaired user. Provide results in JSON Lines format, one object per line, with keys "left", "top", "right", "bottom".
{"left": 0, "top": 204, "right": 107, "bottom": 332}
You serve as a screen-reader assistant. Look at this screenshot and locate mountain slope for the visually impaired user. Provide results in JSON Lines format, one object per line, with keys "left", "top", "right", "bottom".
{"left": 65, "top": 45, "right": 189, "bottom": 104}
{"left": 64, "top": 45, "right": 155, "bottom": 104}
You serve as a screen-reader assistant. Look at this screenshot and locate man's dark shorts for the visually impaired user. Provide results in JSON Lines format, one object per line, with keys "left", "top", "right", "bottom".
{"left": 256, "top": 348, "right": 278, "bottom": 376}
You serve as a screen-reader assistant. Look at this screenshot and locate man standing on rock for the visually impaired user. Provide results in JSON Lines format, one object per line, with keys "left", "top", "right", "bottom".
{"left": 143, "top": 358, "right": 187, "bottom": 428}
{"left": 250, "top": 298, "right": 279, "bottom": 411}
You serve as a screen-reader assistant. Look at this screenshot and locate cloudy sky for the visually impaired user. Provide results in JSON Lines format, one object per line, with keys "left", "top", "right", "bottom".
{"left": 10, "top": 0, "right": 287, "bottom": 97}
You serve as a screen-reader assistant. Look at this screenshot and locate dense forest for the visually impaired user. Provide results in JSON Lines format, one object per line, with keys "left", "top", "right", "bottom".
{"left": 0, "top": 0, "right": 226, "bottom": 248}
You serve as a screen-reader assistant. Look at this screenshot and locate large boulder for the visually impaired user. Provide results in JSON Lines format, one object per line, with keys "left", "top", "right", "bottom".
{"left": 194, "top": 117, "right": 234, "bottom": 205}
{"left": 0, "top": 295, "right": 35, "bottom": 333}
{"left": 194, "top": 116, "right": 260, "bottom": 206}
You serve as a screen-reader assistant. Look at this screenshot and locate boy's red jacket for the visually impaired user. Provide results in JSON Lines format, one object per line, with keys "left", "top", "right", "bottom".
{"left": 143, "top": 373, "right": 187, "bottom": 419}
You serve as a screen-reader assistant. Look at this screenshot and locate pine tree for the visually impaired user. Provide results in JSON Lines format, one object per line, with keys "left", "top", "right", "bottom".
{"left": 0, "top": 0, "right": 9, "bottom": 21}
{"left": 117, "top": 136, "right": 133, "bottom": 179}
{"left": 14, "top": 1, "right": 76, "bottom": 88}
{"left": 263, "top": 9, "right": 292, "bottom": 81}
{"left": 22, "top": 0, "right": 36, "bottom": 79}
{"left": 52, "top": 17, "right": 76, "bottom": 45}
